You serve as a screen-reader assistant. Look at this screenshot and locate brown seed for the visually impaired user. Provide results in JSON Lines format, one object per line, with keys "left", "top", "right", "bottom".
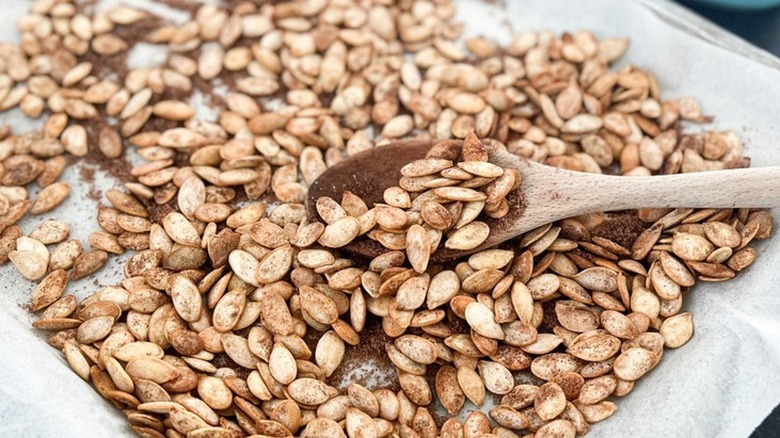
{"left": 270, "top": 399, "right": 302, "bottom": 434}
{"left": 319, "top": 216, "right": 360, "bottom": 248}
{"left": 88, "top": 232, "right": 123, "bottom": 255}
{"left": 348, "top": 383, "right": 380, "bottom": 417}
{"left": 573, "top": 267, "right": 617, "bottom": 292}
{"left": 168, "top": 330, "right": 204, "bottom": 356}
{"left": 76, "top": 315, "right": 116, "bottom": 344}
{"left": 49, "top": 240, "right": 82, "bottom": 271}
{"left": 126, "top": 358, "right": 180, "bottom": 384}
{"left": 613, "top": 348, "right": 657, "bottom": 381}
{"left": 153, "top": 100, "right": 195, "bottom": 121}
{"left": 257, "top": 245, "right": 294, "bottom": 284}
{"left": 395, "top": 335, "right": 438, "bottom": 365}
{"left": 386, "top": 342, "right": 427, "bottom": 375}
{"left": 32, "top": 318, "right": 83, "bottom": 331}
{"left": 62, "top": 125, "right": 88, "bottom": 156}
{"left": 300, "top": 285, "right": 338, "bottom": 325}
{"left": 287, "top": 378, "right": 338, "bottom": 406}
{"left": 346, "top": 407, "right": 379, "bottom": 438}
{"left": 660, "top": 251, "right": 696, "bottom": 287}
{"left": 600, "top": 310, "right": 638, "bottom": 340}
{"left": 458, "top": 161, "right": 504, "bottom": 178}
{"left": 659, "top": 312, "right": 694, "bottom": 348}
{"left": 115, "top": 342, "right": 165, "bottom": 362}
{"left": 630, "top": 286, "right": 661, "bottom": 319}
{"left": 198, "top": 376, "right": 233, "bottom": 410}
{"left": 527, "top": 273, "right": 560, "bottom": 300}
{"left": 315, "top": 330, "right": 345, "bottom": 378}
{"left": 170, "top": 275, "right": 203, "bottom": 322}
{"left": 728, "top": 247, "right": 757, "bottom": 271}
{"left": 71, "top": 250, "right": 108, "bottom": 281}
{"left": 399, "top": 371, "right": 434, "bottom": 406}
{"left": 535, "top": 382, "right": 567, "bottom": 421}
{"left": 99, "top": 126, "right": 123, "bottom": 158}
{"left": 489, "top": 405, "right": 529, "bottom": 431}
{"left": 478, "top": 360, "right": 513, "bottom": 395}
{"left": 31, "top": 182, "right": 70, "bottom": 214}
{"left": 562, "top": 114, "right": 602, "bottom": 134}
{"left": 170, "top": 407, "right": 210, "bottom": 434}
{"left": 178, "top": 177, "right": 206, "bottom": 221}
{"left": 185, "top": 427, "right": 239, "bottom": 438}
{"left": 106, "top": 189, "right": 148, "bottom": 217}
{"left": 671, "top": 233, "right": 714, "bottom": 261}
{"left": 436, "top": 365, "right": 465, "bottom": 416}
{"left": 445, "top": 221, "right": 490, "bottom": 250}
{"left": 63, "top": 340, "right": 90, "bottom": 381}
{"left": 703, "top": 221, "right": 741, "bottom": 248}
{"left": 269, "top": 342, "right": 297, "bottom": 385}
{"left": 228, "top": 250, "right": 260, "bottom": 286}
{"left": 375, "top": 205, "right": 408, "bottom": 230}
{"left": 341, "top": 191, "right": 369, "bottom": 217}
{"left": 406, "top": 224, "right": 431, "bottom": 274}
{"left": 434, "top": 186, "right": 487, "bottom": 202}
{"left": 31, "top": 269, "right": 68, "bottom": 312}
{"left": 221, "top": 334, "right": 260, "bottom": 369}
{"left": 447, "top": 93, "right": 486, "bottom": 114}
{"left": 383, "top": 186, "right": 412, "bottom": 209}
{"left": 575, "top": 400, "right": 618, "bottom": 423}
{"left": 457, "top": 366, "right": 486, "bottom": 406}
{"left": 298, "top": 249, "right": 336, "bottom": 269}
{"left": 529, "top": 352, "right": 581, "bottom": 382}
{"left": 40, "top": 295, "right": 77, "bottom": 320}
{"left": 163, "top": 212, "right": 201, "bottom": 246}
{"left": 465, "top": 302, "right": 504, "bottom": 339}
{"left": 382, "top": 115, "right": 414, "bottom": 138}
{"left": 302, "top": 418, "right": 345, "bottom": 438}
{"left": 536, "top": 419, "right": 576, "bottom": 438}
{"left": 420, "top": 201, "right": 453, "bottom": 230}
{"left": 316, "top": 196, "right": 348, "bottom": 225}
{"left": 555, "top": 301, "right": 599, "bottom": 333}
{"left": 650, "top": 263, "right": 681, "bottom": 300}
{"left": 213, "top": 290, "right": 247, "bottom": 332}
{"left": 579, "top": 375, "right": 618, "bottom": 405}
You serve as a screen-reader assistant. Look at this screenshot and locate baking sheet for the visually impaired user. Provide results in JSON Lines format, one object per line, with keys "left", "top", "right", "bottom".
{"left": 1, "top": 0, "right": 779, "bottom": 437}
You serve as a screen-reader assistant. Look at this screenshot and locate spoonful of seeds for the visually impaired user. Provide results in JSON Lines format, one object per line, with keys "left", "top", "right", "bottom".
{"left": 306, "top": 132, "right": 780, "bottom": 268}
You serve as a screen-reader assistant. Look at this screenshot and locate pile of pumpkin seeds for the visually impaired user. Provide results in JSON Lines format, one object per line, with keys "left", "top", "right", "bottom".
{"left": 315, "top": 132, "right": 522, "bottom": 275}
{"left": 0, "top": 0, "right": 774, "bottom": 437}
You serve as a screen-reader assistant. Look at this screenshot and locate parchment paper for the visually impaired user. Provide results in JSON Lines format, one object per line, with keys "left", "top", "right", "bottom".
{"left": 0, "top": 0, "right": 779, "bottom": 437}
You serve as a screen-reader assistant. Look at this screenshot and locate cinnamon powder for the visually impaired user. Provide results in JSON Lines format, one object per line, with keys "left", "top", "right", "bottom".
{"left": 593, "top": 211, "right": 649, "bottom": 248}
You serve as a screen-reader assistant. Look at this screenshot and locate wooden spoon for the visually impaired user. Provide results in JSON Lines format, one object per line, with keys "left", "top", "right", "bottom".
{"left": 306, "top": 139, "right": 780, "bottom": 262}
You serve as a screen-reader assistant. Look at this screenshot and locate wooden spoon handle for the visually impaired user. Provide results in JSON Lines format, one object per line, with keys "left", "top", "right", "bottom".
{"left": 572, "top": 167, "right": 780, "bottom": 211}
